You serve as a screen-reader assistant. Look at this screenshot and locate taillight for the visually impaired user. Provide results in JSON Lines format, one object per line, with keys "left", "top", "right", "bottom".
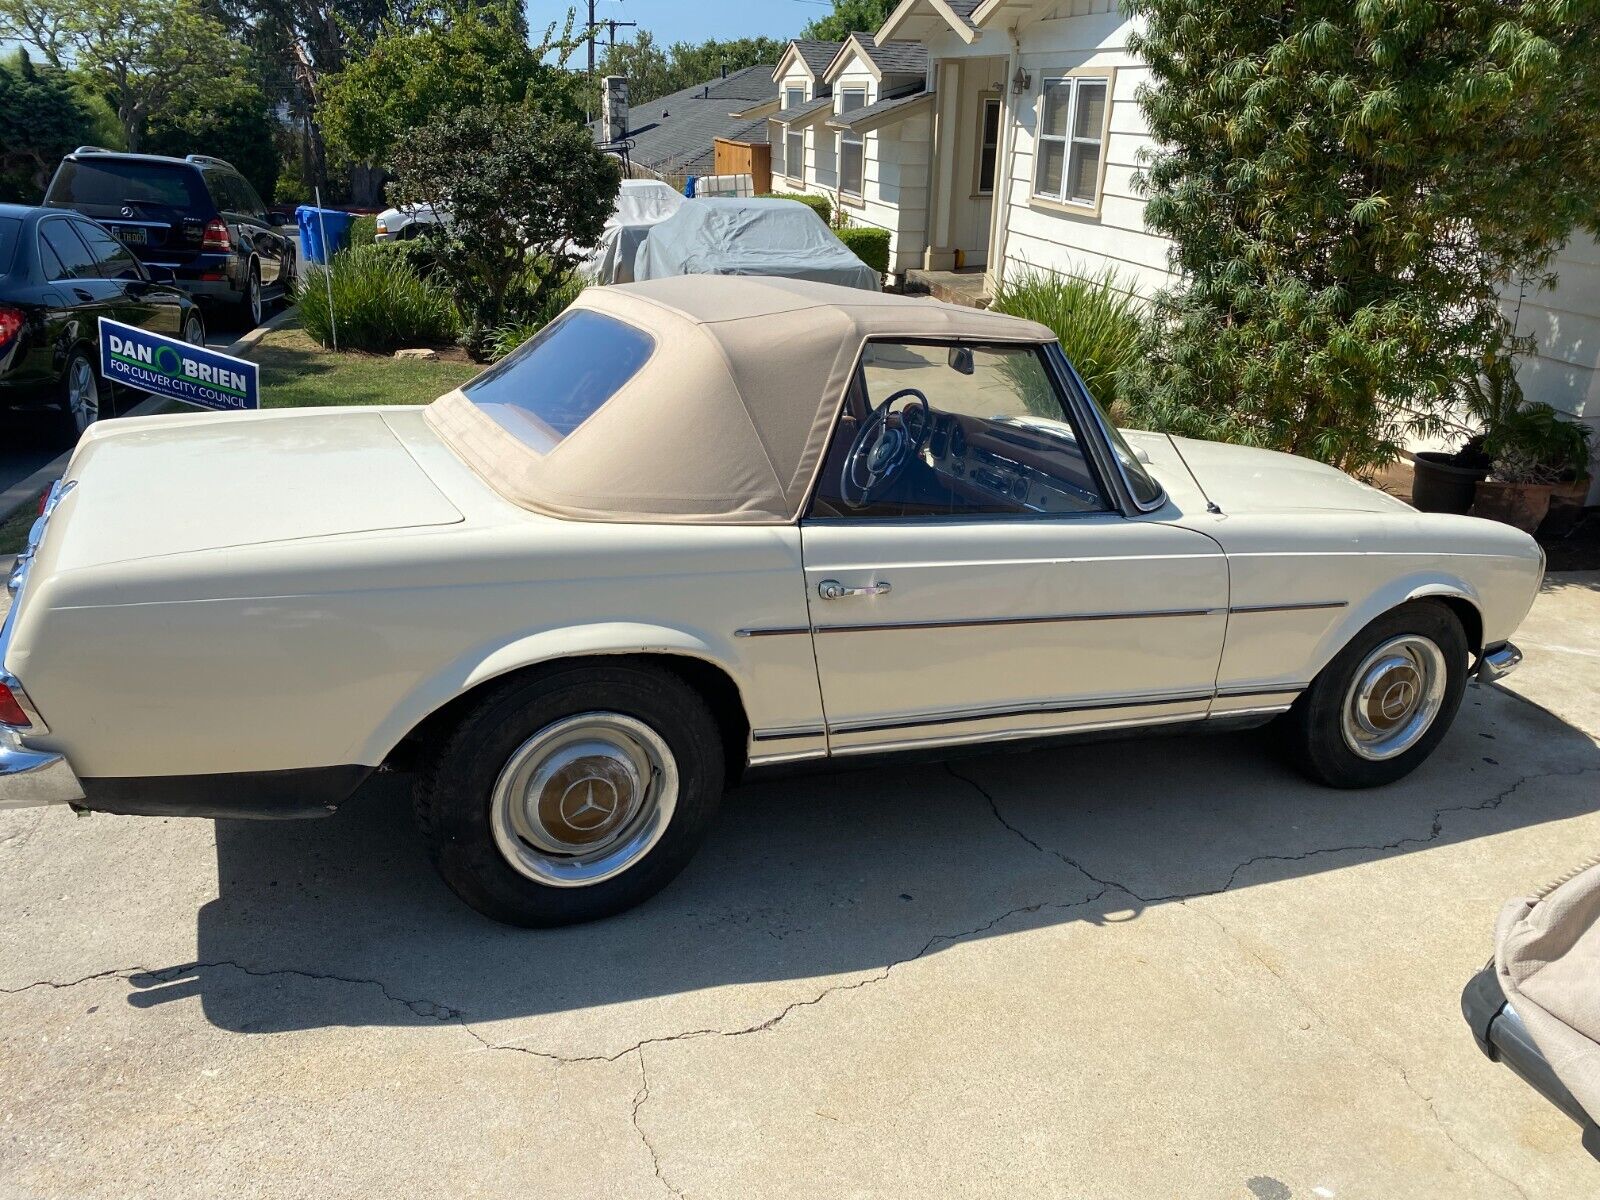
{"left": 201, "top": 218, "right": 230, "bottom": 251}
{"left": 0, "top": 305, "right": 22, "bottom": 348}
{"left": 0, "top": 682, "right": 29, "bottom": 729}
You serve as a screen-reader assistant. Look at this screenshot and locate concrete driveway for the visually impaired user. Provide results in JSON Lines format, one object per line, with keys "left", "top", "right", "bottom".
{"left": 2, "top": 575, "right": 1598, "bottom": 1198}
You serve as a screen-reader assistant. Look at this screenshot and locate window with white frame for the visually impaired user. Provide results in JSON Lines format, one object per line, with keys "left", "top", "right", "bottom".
{"left": 1034, "top": 76, "right": 1110, "bottom": 208}
{"left": 977, "top": 97, "right": 1002, "bottom": 194}
{"left": 785, "top": 125, "right": 805, "bottom": 181}
{"left": 838, "top": 86, "right": 867, "bottom": 198}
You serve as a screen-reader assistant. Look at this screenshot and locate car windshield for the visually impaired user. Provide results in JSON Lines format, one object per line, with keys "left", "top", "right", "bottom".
{"left": 0, "top": 216, "right": 19, "bottom": 276}
{"left": 460, "top": 309, "right": 655, "bottom": 453}
{"left": 47, "top": 160, "right": 203, "bottom": 214}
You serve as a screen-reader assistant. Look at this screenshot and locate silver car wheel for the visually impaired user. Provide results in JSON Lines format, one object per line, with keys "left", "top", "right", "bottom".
{"left": 490, "top": 712, "right": 679, "bottom": 888}
{"left": 67, "top": 356, "right": 99, "bottom": 434}
{"left": 247, "top": 271, "right": 262, "bottom": 325}
{"left": 1340, "top": 635, "right": 1447, "bottom": 761}
{"left": 183, "top": 313, "right": 205, "bottom": 345}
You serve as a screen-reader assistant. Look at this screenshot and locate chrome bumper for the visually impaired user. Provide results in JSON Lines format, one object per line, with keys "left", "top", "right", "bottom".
{"left": 0, "top": 728, "right": 83, "bottom": 810}
{"left": 1476, "top": 642, "right": 1523, "bottom": 683}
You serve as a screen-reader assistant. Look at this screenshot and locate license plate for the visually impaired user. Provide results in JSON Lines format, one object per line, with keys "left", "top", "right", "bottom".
{"left": 114, "top": 226, "right": 147, "bottom": 245}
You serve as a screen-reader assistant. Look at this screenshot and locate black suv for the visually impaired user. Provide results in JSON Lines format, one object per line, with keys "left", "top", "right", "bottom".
{"left": 44, "top": 148, "right": 296, "bottom": 328}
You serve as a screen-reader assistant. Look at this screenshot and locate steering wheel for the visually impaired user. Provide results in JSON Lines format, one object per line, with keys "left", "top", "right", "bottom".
{"left": 839, "top": 387, "right": 932, "bottom": 509}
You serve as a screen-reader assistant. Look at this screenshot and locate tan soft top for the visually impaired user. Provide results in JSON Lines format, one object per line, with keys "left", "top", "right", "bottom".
{"left": 425, "top": 275, "right": 1056, "bottom": 524}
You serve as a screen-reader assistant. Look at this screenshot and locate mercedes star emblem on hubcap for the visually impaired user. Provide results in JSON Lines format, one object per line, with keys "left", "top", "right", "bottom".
{"left": 1379, "top": 680, "right": 1415, "bottom": 720}
{"left": 558, "top": 775, "right": 620, "bottom": 830}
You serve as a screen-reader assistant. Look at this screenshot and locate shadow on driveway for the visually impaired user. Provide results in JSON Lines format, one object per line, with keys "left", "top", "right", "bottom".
{"left": 127, "top": 681, "right": 1599, "bottom": 1038}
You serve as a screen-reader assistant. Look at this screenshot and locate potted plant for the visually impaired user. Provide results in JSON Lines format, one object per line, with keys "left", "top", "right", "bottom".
{"left": 1470, "top": 402, "right": 1592, "bottom": 533}
{"left": 1411, "top": 348, "right": 1515, "bottom": 514}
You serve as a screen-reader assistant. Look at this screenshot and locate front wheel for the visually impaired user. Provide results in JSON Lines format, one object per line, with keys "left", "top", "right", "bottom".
{"left": 1285, "top": 600, "right": 1469, "bottom": 788}
{"left": 57, "top": 349, "right": 100, "bottom": 442}
{"left": 414, "top": 662, "right": 725, "bottom": 926}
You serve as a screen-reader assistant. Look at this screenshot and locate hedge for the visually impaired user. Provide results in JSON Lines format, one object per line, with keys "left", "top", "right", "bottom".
{"left": 349, "top": 214, "right": 377, "bottom": 246}
{"left": 761, "top": 191, "right": 831, "bottom": 226}
{"left": 837, "top": 225, "right": 890, "bottom": 276}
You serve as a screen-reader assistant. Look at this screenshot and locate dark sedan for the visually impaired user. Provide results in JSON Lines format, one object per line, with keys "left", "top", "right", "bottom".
{"left": 0, "top": 203, "right": 203, "bottom": 442}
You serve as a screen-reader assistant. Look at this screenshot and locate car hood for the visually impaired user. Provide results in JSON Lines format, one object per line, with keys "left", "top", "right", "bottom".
{"left": 49, "top": 408, "right": 462, "bottom": 571}
{"left": 1166, "top": 436, "right": 1411, "bottom": 515}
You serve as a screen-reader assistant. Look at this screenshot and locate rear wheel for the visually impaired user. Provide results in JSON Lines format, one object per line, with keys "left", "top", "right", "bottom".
{"left": 235, "top": 263, "right": 262, "bottom": 329}
{"left": 414, "top": 662, "right": 725, "bottom": 926}
{"left": 57, "top": 349, "right": 100, "bottom": 442}
{"left": 1285, "top": 600, "right": 1469, "bottom": 787}
{"left": 183, "top": 310, "right": 206, "bottom": 347}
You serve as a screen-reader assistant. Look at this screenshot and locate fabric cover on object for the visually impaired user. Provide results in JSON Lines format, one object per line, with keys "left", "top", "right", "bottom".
{"left": 632, "top": 197, "right": 881, "bottom": 292}
{"left": 424, "top": 275, "right": 1055, "bottom": 524}
{"left": 581, "top": 180, "right": 686, "bottom": 285}
{"left": 1497, "top": 858, "right": 1600, "bottom": 1122}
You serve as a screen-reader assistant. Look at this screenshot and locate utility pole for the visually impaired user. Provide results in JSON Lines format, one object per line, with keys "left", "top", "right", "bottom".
{"left": 584, "top": 1, "right": 635, "bottom": 82}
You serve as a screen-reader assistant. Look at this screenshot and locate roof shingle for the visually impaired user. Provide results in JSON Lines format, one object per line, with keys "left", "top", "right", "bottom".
{"left": 596, "top": 64, "right": 778, "bottom": 175}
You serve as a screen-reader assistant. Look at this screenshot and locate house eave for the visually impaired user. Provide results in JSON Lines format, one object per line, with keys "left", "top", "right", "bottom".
{"left": 878, "top": 0, "right": 980, "bottom": 45}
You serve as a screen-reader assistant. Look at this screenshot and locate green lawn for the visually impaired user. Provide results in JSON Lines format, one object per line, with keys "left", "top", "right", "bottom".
{"left": 254, "top": 321, "right": 481, "bottom": 408}
{"left": 1, "top": 317, "right": 481, "bottom": 555}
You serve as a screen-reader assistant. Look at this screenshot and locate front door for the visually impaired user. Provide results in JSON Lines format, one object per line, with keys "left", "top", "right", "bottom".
{"left": 800, "top": 339, "right": 1229, "bottom": 756}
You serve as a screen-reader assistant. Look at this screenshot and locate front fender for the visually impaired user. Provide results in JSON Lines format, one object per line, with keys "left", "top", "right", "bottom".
{"left": 356, "top": 621, "right": 739, "bottom": 768}
{"left": 1305, "top": 570, "right": 1484, "bottom": 681}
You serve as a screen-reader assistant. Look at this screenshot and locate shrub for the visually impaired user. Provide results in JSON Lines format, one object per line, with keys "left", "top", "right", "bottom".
{"left": 761, "top": 191, "right": 831, "bottom": 226}
{"left": 295, "top": 243, "right": 458, "bottom": 352}
{"left": 349, "top": 214, "right": 377, "bottom": 246}
{"left": 486, "top": 270, "right": 587, "bottom": 361}
{"left": 989, "top": 266, "right": 1146, "bottom": 415}
{"left": 836, "top": 225, "right": 889, "bottom": 277}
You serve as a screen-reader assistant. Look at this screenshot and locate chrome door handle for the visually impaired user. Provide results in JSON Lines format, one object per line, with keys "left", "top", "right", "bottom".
{"left": 818, "top": 579, "right": 891, "bottom": 600}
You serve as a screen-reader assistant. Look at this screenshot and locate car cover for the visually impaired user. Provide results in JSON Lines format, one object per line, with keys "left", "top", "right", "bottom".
{"left": 1497, "top": 856, "right": 1600, "bottom": 1121}
{"left": 632, "top": 197, "right": 881, "bottom": 292}
{"left": 581, "top": 180, "right": 685, "bottom": 285}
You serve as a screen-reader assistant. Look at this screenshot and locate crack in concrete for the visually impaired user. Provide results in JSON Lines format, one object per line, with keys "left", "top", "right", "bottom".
{"left": 949, "top": 761, "right": 1599, "bottom": 907}
{"left": 0, "top": 958, "right": 463, "bottom": 1023}
{"left": 632, "top": 1046, "right": 686, "bottom": 1198}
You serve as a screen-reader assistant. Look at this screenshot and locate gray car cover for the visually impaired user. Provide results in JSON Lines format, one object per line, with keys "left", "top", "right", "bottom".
{"left": 633, "top": 197, "right": 881, "bottom": 292}
{"left": 581, "top": 180, "right": 685, "bottom": 286}
{"left": 1497, "top": 857, "right": 1600, "bottom": 1120}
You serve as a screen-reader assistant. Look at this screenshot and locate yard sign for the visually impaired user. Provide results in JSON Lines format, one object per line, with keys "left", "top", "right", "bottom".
{"left": 98, "top": 318, "right": 260, "bottom": 412}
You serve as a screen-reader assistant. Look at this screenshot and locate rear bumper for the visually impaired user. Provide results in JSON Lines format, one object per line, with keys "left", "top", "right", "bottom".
{"left": 1475, "top": 641, "right": 1522, "bottom": 682}
{"left": 0, "top": 728, "right": 83, "bottom": 810}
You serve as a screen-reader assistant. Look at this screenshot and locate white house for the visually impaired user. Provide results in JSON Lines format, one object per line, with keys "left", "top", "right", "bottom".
{"left": 771, "top": 0, "right": 1597, "bottom": 490}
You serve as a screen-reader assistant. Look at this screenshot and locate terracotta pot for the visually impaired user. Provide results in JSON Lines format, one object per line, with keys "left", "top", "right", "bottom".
{"left": 1550, "top": 476, "right": 1592, "bottom": 506}
{"left": 1471, "top": 480, "right": 1553, "bottom": 533}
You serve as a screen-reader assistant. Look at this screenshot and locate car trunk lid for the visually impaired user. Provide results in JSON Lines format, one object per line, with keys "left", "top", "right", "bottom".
{"left": 43, "top": 409, "right": 463, "bottom": 573}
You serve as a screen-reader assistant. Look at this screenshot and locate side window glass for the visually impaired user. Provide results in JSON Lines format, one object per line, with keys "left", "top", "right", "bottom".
{"left": 207, "top": 171, "right": 238, "bottom": 214}
{"left": 233, "top": 175, "right": 268, "bottom": 220}
{"left": 39, "top": 220, "right": 100, "bottom": 281}
{"left": 75, "top": 221, "right": 143, "bottom": 281}
{"left": 808, "top": 341, "right": 1109, "bottom": 520}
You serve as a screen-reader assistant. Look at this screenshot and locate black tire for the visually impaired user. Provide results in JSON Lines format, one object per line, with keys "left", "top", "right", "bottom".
{"left": 235, "top": 262, "right": 262, "bottom": 329}
{"left": 414, "top": 661, "right": 725, "bottom": 927}
{"left": 1285, "top": 599, "right": 1469, "bottom": 788}
{"left": 56, "top": 347, "right": 101, "bottom": 443}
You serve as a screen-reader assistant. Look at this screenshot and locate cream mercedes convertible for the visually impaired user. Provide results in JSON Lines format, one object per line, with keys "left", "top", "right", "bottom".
{"left": 0, "top": 279, "right": 1540, "bottom": 925}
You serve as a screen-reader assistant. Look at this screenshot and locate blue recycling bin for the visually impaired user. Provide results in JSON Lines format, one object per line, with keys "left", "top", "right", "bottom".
{"left": 295, "top": 206, "right": 358, "bottom": 265}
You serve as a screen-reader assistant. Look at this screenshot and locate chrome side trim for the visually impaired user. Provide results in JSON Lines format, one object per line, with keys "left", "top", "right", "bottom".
{"left": 1476, "top": 642, "right": 1522, "bottom": 683}
{"left": 750, "top": 725, "right": 828, "bottom": 742}
{"left": 814, "top": 608, "right": 1220, "bottom": 635}
{"left": 733, "top": 626, "right": 811, "bottom": 639}
{"left": 1228, "top": 601, "right": 1348, "bottom": 614}
{"left": 1214, "top": 683, "right": 1311, "bottom": 699}
{"left": 828, "top": 689, "right": 1215, "bottom": 736}
{"left": 830, "top": 711, "right": 1206, "bottom": 756}
{"left": 748, "top": 747, "right": 830, "bottom": 767}
{"left": 1209, "top": 704, "right": 1294, "bottom": 720}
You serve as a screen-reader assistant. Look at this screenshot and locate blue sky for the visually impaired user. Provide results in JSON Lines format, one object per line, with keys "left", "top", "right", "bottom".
{"left": 526, "top": 0, "right": 819, "bottom": 48}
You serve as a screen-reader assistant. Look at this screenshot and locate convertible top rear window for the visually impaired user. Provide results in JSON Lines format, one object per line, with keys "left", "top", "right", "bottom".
{"left": 462, "top": 309, "right": 654, "bottom": 452}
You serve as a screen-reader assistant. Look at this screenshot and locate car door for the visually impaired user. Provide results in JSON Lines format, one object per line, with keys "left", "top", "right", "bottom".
{"left": 799, "top": 339, "right": 1230, "bottom": 756}
{"left": 35, "top": 218, "right": 119, "bottom": 353}
{"left": 72, "top": 219, "right": 179, "bottom": 338}
{"left": 223, "top": 173, "right": 285, "bottom": 290}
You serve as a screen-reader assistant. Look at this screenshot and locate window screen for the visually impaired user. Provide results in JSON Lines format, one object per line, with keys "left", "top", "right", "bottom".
{"left": 461, "top": 310, "right": 654, "bottom": 452}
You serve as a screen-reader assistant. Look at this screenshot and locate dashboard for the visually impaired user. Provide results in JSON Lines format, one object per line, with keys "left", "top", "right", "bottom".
{"left": 905, "top": 408, "right": 1104, "bottom": 515}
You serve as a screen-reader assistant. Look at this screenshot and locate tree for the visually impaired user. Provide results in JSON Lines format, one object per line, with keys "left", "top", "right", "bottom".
{"left": 1121, "top": 0, "right": 1600, "bottom": 474}
{"left": 0, "top": 0, "right": 252, "bottom": 152}
{"left": 144, "top": 87, "right": 281, "bottom": 205}
{"left": 801, "top": 0, "right": 895, "bottom": 41}
{"left": 0, "top": 49, "right": 97, "bottom": 203}
{"left": 321, "top": 0, "right": 582, "bottom": 168}
{"left": 388, "top": 104, "right": 620, "bottom": 354}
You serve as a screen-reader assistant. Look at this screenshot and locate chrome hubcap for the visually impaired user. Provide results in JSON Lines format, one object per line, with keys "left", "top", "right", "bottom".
{"left": 1340, "top": 635, "right": 1447, "bottom": 760}
{"left": 490, "top": 712, "right": 677, "bottom": 887}
{"left": 68, "top": 359, "right": 98, "bottom": 433}
{"left": 248, "top": 274, "right": 261, "bottom": 323}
